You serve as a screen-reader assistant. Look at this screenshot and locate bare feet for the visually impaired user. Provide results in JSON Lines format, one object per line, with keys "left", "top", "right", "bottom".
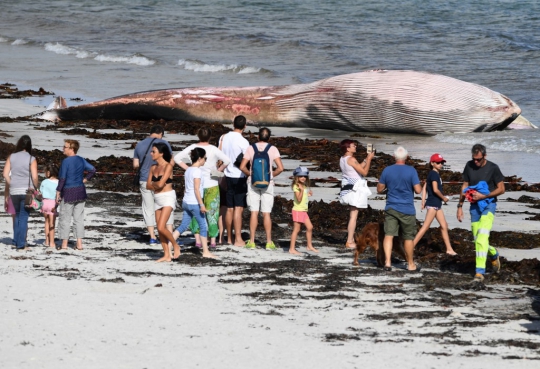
{"left": 289, "top": 249, "right": 302, "bottom": 256}
{"left": 446, "top": 251, "right": 457, "bottom": 256}
{"left": 156, "top": 256, "right": 172, "bottom": 262}
{"left": 306, "top": 246, "right": 319, "bottom": 253}
{"left": 345, "top": 242, "right": 356, "bottom": 249}
{"left": 202, "top": 251, "right": 218, "bottom": 259}
{"left": 234, "top": 240, "right": 246, "bottom": 247}
{"left": 172, "top": 249, "right": 181, "bottom": 259}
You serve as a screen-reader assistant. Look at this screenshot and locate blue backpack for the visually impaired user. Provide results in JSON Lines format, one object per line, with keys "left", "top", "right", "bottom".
{"left": 251, "top": 143, "right": 272, "bottom": 189}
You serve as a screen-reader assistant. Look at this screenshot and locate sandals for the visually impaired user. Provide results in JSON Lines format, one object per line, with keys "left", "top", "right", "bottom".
{"left": 345, "top": 242, "right": 356, "bottom": 249}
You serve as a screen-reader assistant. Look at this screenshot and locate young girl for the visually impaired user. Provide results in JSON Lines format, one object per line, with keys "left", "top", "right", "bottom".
{"left": 413, "top": 153, "right": 457, "bottom": 255}
{"left": 147, "top": 143, "right": 182, "bottom": 262}
{"left": 289, "top": 166, "right": 318, "bottom": 255}
{"left": 172, "top": 147, "right": 217, "bottom": 259}
{"left": 40, "top": 164, "right": 59, "bottom": 248}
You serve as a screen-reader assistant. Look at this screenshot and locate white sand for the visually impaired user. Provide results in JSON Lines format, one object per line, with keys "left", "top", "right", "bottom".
{"left": 1, "top": 101, "right": 540, "bottom": 368}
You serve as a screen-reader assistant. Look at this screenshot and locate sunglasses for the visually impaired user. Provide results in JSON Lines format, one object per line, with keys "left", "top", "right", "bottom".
{"left": 472, "top": 156, "right": 484, "bottom": 162}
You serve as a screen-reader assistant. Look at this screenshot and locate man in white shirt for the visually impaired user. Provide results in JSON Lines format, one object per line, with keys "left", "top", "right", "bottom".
{"left": 240, "top": 127, "right": 284, "bottom": 250}
{"left": 219, "top": 115, "right": 250, "bottom": 246}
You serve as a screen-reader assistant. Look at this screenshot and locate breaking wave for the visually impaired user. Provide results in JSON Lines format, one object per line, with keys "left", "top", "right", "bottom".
{"left": 177, "top": 58, "right": 266, "bottom": 74}
{"left": 44, "top": 42, "right": 155, "bottom": 65}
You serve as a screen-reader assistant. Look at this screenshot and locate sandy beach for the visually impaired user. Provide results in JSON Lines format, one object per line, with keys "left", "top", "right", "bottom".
{"left": 1, "top": 99, "right": 540, "bottom": 368}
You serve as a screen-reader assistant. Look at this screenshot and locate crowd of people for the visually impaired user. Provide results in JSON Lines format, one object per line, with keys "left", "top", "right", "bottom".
{"left": 2, "top": 116, "right": 504, "bottom": 281}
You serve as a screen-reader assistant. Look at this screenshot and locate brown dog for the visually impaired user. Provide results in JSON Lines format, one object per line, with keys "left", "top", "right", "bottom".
{"left": 352, "top": 222, "right": 407, "bottom": 267}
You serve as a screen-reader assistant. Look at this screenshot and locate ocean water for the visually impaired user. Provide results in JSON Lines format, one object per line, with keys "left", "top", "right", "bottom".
{"left": 1, "top": 0, "right": 539, "bottom": 181}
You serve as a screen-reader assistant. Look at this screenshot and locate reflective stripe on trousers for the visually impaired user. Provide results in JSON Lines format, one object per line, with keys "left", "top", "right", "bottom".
{"left": 471, "top": 211, "right": 498, "bottom": 274}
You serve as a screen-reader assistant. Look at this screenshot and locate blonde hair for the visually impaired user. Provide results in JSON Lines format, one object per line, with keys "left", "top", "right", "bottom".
{"left": 64, "top": 139, "right": 80, "bottom": 154}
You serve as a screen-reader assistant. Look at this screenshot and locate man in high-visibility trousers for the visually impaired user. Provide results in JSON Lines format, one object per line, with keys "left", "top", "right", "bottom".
{"left": 457, "top": 144, "right": 505, "bottom": 282}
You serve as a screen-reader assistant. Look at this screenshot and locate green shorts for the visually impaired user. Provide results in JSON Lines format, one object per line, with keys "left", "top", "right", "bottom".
{"left": 384, "top": 208, "right": 417, "bottom": 240}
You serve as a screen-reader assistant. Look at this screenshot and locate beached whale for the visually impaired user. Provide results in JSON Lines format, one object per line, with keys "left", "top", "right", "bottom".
{"left": 40, "top": 70, "right": 526, "bottom": 135}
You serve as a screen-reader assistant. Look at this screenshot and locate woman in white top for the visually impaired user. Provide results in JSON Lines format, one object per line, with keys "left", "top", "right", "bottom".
{"left": 174, "top": 127, "right": 229, "bottom": 249}
{"left": 2, "top": 135, "right": 39, "bottom": 250}
{"left": 339, "top": 139, "right": 375, "bottom": 249}
{"left": 173, "top": 147, "right": 217, "bottom": 259}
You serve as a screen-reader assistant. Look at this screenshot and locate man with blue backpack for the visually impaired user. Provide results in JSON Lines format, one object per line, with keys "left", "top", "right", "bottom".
{"left": 240, "top": 127, "right": 284, "bottom": 250}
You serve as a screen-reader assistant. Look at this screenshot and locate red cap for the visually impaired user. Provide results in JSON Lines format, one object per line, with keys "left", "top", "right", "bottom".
{"left": 430, "top": 153, "right": 446, "bottom": 163}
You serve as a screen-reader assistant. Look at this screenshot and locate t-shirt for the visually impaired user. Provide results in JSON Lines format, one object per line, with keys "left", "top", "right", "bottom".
{"left": 40, "top": 178, "right": 59, "bottom": 200}
{"left": 462, "top": 160, "right": 504, "bottom": 201}
{"left": 133, "top": 137, "right": 172, "bottom": 182}
{"left": 183, "top": 167, "right": 204, "bottom": 205}
{"left": 174, "top": 144, "right": 230, "bottom": 189}
{"left": 242, "top": 142, "right": 281, "bottom": 181}
{"left": 292, "top": 184, "right": 309, "bottom": 211}
{"left": 425, "top": 170, "right": 443, "bottom": 208}
{"left": 379, "top": 164, "right": 420, "bottom": 215}
{"left": 220, "top": 131, "right": 249, "bottom": 178}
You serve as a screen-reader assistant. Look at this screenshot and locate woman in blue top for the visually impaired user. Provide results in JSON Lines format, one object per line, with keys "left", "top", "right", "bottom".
{"left": 55, "top": 139, "right": 96, "bottom": 251}
{"left": 413, "top": 153, "right": 457, "bottom": 255}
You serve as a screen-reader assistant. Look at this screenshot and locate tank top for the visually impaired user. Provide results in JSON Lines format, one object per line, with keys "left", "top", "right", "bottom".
{"left": 340, "top": 156, "right": 362, "bottom": 179}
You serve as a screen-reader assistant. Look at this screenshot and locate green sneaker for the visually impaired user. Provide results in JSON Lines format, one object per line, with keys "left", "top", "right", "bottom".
{"left": 245, "top": 240, "right": 256, "bottom": 249}
{"left": 265, "top": 241, "right": 278, "bottom": 251}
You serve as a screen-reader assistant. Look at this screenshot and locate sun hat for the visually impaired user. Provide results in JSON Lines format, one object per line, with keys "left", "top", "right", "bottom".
{"left": 293, "top": 166, "right": 309, "bottom": 177}
{"left": 430, "top": 153, "right": 446, "bottom": 163}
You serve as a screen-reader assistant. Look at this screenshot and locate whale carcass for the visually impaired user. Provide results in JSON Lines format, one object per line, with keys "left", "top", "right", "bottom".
{"left": 41, "top": 70, "right": 525, "bottom": 135}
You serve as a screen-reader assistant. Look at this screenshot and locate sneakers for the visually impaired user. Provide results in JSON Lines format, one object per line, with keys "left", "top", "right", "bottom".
{"left": 473, "top": 273, "right": 484, "bottom": 282}
{"left": 245, "top": 240, "right": 256, "bottom": 249}
{"left": 491, "top": 255, "right": 501, "bottom": 273}
{"left": 265, "top": 241, "right": 278, "bottom": 251}
{"left": 149, "top": 238, "right": 159, "bottom": 245}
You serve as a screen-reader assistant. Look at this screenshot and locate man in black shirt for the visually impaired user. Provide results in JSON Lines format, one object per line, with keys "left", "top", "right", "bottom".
{"left": 457, "top": 144, "right": 505, "bottom": 282}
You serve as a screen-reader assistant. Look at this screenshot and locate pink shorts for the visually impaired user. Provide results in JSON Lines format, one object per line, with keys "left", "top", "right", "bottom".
{"left": 292, "top": 210, "right": 309, "bottom": 224}
{"left": 41, "top": 199, "right": 58, "bottom": 216}
{"left": 6, "top": 196, "right": 15, "bottom": 215}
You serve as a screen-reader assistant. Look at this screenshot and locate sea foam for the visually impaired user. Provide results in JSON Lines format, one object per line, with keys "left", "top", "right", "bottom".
{"left": 178, "top": 59, "right": 261, "bottom": 74}
{"left": 11, "top": 39, "right": 27, "bottom": 45}
{"left": 94, "top": 54, "right": 155, "bottom": 66}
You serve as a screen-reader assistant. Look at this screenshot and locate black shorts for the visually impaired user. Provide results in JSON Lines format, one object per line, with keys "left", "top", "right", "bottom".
{"left": 225, "top": 176, "right": 248, "bottom": 208}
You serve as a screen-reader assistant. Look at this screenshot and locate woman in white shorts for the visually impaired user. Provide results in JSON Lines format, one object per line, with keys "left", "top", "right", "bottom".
{"left": 147, "top": 142, "right": 181, "bottom": 262}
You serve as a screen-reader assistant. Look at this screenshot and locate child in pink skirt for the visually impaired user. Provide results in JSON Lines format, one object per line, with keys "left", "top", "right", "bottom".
{"left": 289, "top": 166, "right": 318, "bottom": 255}
{"left": 40, "top": 164, "right": 59, "bottom": 248}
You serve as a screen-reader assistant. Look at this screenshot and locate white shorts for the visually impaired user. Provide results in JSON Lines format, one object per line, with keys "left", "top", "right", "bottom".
{"left": 247, "top": 182, "right": 274, "bottom": 213}
{"left": 154, "top": 190, "right": 177, "bottom": 211}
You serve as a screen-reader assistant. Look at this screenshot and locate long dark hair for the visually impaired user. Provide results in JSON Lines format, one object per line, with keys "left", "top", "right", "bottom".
{"left": 190, "top": 147, "right": 206, "bottom": 162}
{"left": 153, "top": 142, "right": 172, "bottom": 162}
{"left": 15, "top": 135, "right": 32, "bottom": 154}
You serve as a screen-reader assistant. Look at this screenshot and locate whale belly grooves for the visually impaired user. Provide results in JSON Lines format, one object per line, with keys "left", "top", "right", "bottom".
{"left": 46, "top": 70, "right": 524, "bottom": 135}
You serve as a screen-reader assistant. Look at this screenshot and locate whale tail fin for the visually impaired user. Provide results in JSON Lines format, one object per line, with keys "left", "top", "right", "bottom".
{"left": 46, "top": 96, "right": 67, "bottom": 110}
{"left": 35, "top": 96, "right": 66, "bottom": 121}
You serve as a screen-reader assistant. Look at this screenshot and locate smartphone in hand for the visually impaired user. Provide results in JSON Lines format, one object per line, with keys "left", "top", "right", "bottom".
{"left": 367, "top": 143, "right": 374, "bottom": 153}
